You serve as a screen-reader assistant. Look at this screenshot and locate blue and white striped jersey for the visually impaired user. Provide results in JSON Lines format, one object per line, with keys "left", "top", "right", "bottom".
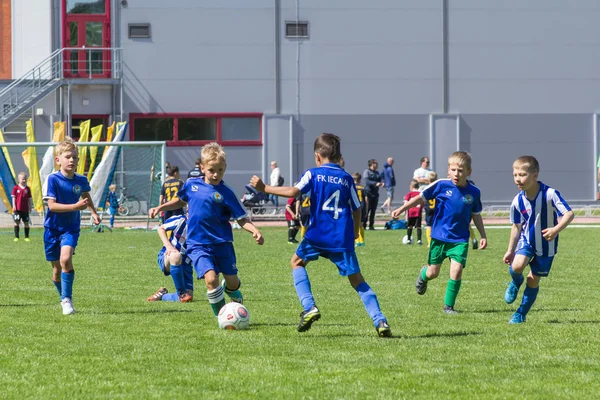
{"left": 510, "top": 182, "right": 571, "bottom": 257}
{"left": 161, "top": 214, "right": 188, "bottom": 254}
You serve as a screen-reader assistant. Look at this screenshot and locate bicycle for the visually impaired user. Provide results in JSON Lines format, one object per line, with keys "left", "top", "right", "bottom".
{"left": 117, "top": 187, "right": 141, "bottom": 216}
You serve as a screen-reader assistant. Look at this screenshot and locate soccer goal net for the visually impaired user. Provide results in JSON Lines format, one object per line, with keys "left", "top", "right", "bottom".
{"left": 0, "top": 140, "right": 166, "bottom": 230}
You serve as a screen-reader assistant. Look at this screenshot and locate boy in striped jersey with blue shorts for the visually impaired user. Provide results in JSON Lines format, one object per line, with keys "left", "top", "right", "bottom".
{"left": 147, "top": 214, "right": 194, "bottom": 302}
{"left": 503, "top": 156, "right": 574, "bottom": 324}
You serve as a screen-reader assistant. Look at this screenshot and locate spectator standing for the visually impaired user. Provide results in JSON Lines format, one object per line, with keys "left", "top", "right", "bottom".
{"left": 381, "top": 157, "right": 396, "bottom": 215}
{"left": 362, "top": 159, "right": 384, "bottom": 230}
{"left": 269, "top": 161, "right": 282, "bottom": 214}
{"left": 187, "top": 157, "right": 204, "bottom": 179}
{"left": 413, "top": 156, "right": 433, "bottom": 191}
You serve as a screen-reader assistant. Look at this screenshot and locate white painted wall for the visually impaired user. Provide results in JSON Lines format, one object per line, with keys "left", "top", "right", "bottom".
{"left": 12, "top": 0, "right": 52, "bottom": 77}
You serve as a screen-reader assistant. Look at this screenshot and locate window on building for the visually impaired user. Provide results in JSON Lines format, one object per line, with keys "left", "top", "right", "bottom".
{"left": 285, "top": 22, "right": 309, "bottom": 38}
{"left": 130, "top": 114, "right": 262, "bottom": 146}
{"left": 67, "top": 0, "right": 106, "bottom": 14}
{"left": 128, "top": 24, "right": 151, "bottom": 39}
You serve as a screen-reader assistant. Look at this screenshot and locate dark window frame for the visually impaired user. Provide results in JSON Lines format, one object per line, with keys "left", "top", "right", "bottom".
{"left": 129, "top": 113, "right": 263, "bottom": 147}
{"left": 285, "top": 21, "right": 309, "bottom": 38}
{"left": 128, "top": 23, "right": 151, "bottom": 39}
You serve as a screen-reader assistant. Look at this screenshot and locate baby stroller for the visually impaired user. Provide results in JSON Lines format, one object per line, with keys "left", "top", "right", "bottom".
{"left": 242, "top": 185, "right": 269, "bottom": 215}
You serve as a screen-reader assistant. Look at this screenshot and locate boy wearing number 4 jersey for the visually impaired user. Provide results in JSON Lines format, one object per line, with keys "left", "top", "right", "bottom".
{"left": 250, "top": 133, "right": 391, "bottom": 337}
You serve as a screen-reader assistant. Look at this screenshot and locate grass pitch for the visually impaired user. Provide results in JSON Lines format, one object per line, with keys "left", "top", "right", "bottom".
{"left": 0, "top": 226, "right": 599, "bottom": 399}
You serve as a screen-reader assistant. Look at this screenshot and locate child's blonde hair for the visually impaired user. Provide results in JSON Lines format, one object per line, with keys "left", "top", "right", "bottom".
{"left": 18, "top": 171, "right": 27, "bottom": 179}
{"left": 109, "top": 184, "right": 117, "bottom": 191}
{"left": 201, "top": 142, "right": 226, "bottom": 164}
{"left": 448, "top": 151, "right": 472, "bottom": 170}
{"left": 428, "top": 171, "right": 438, "bottom": 183}
{"left": 55, "top": 137, "right": 78, "bottom": 156}
{"left": 513, "top": 155, "right": 539, "bottom": 174}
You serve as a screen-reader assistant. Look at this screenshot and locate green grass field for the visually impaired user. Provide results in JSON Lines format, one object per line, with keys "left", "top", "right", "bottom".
{"left": 1, "top": 226, "right": 599, "bottom": 399}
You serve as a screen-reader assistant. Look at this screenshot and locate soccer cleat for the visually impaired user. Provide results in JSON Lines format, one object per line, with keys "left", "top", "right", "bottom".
{"left": 417, "top": 240, "right": 423, "bottom": 245}
{"left": 24, "top": 238, "right": 31, "bottom": 242}
{"left": 504, "top": 282, "right": 519, "bottom": 304}
{"left": 179, "top": 293, "right": 193, "bottom": 303}
{"left": 61, "top": 298, "right": 75, "bottom": 315}
{"left": 13, "top": 238, "right": 19, "bottom": 242}
{"left": 355, "top": 242, "right": 365, "bottom": 247}
{"left": 376, "top": 320, "right": 392, "bottom": 337}
{"left": 472, "top": 239, "right": 478, "bottom": 250}
{"left": 509, "top": 312, "right": 526, "bottom": 324}
{"left": 297, "top": 306, "right": 321, "bottom": 332}
{"left": 147, "top": 287, "right": 168, "bottom": 302}
{"left": 443, "top": 305, "right": 458, "bottom": 315}
{"left": 415, "top": 266, "right": 428, "bottom": 295}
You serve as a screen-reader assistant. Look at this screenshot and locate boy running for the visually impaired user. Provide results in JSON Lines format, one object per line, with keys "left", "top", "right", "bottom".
{"left": 392, "top": 151, "right": 487, "bottom": 314}
{"left": 250, "top": 133, "right": 392, "bottom": 337}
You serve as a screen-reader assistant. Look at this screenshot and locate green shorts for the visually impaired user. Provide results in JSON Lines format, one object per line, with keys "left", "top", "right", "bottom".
{"left": 428, "top": 238, "right": 469, "bottom": 267}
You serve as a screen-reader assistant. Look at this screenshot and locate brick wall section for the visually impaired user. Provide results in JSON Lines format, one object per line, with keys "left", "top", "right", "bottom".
{"left": 0, "top": 0, "right": 11, "bottom": 79}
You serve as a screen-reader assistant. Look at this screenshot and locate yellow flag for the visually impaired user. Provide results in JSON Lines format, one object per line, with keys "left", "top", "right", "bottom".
{"left": 77, "top": 120, "right": 91, "bottom": 175}
{"left": 101, "top": 122, "right": 116, "bottom": 161}
{"left": 53, "top": 121, "right": 66, "bottom": 142}
{"left": 0, "top": 181, "right": 12, "bottom": 213}
{"left": 0, "top": 128, "right": 17, "bottom": 181}
{"left": 87, "top": 124, "right": 104, "bottom": 180}
{"left": 22, "top": 119, "right": 44, "bottom": 213}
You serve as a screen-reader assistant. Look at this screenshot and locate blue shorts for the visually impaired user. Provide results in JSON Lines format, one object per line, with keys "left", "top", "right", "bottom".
{"left": 44, "top": 228, "right": 80, "bottom": 262}
{"left": 516, "top": 240, "right": 554, "bottom": 277}
{"left": 295, "top": 240, "right": 361, "bottom": 277}
{"left": 187, "top": 242, "right": 238, "bottom": 279}
{"left": 157, "top": 248, "right": 169, "bottom": 275}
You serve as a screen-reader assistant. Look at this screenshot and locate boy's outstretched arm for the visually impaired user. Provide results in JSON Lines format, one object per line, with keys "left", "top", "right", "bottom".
{"left": 81, "top": 192, "right": 100, "bottom": 225}
{"left": 237, "top": 217, "right": 264, "bottom": 245}
{"left": 471, "top": 213, "right": 487, "bottom": 250}
{"left": 249, "top": 176, "right": 300, "bottom": 198}
{"left": 149, "top": 198, "right": 186, "bottom": 218}
{"left": 391, "top": 196, "right": 424, "bottom": 219}
{"left": 157, "top": 225, "right": 178, "bottom": 254}
{"left": 503, "top": 223, "right": 521, "bottom": 265}
{"left": 542, "top": 210, "right": 574, "bottom": 241}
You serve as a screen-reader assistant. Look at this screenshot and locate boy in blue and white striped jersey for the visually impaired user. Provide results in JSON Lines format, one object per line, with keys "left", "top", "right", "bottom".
{"left": 147, "top": 214, "right": 194, "bottom": 303}
{"left": 503, "top": 156, "right": 574, "bottom": 324}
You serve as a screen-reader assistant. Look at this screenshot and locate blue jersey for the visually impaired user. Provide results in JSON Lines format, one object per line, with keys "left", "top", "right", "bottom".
{"left": 421, "top": 179, "right": 482, "bottom": 243}
{"left": 161, "top": 214, "right": 188, "bottom": 254}
{"left": 296, "top": 163, "right": 361, "bottom": 252}
{"left": 177, "top": 178, "right": 246, "bottom": 246}
{"left": 42, "top": 171, "right": 91, "bottom": 232}
{"left": 107, "top": 191, "right": 118, "bottom": 209}
{"left": 510, "top": 182, "right": 571, "bottom": 257}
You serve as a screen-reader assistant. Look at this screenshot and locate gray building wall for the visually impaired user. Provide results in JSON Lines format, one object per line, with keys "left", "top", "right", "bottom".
{"left": 5, "top": 0, "right": 600, "bottom": 203}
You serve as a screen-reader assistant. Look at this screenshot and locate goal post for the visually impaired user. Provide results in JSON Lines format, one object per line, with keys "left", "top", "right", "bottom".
{"left": 0, "top": 140, "right": 166, "bottom": 230}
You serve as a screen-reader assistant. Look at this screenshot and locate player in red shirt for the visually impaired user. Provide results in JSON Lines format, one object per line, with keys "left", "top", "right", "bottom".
{"left": 404, "top": 179, "right": 423, "bottom": 245}
{"left": 11, "top": 172, "right": 33, "bottom": 242}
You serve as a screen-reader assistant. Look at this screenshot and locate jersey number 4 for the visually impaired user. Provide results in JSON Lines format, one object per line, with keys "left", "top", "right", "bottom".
{"left": 322, "top": 190, "right": 343, "bottom": 219}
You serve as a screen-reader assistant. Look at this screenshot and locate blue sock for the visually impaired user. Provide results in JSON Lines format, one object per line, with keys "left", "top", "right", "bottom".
{"left": 52, "top": 280, "right": 62, "bottom": 296}
{"left": 516, "top": 286, "right": 539, "bottom": 316}
{"left": 109, "top": 215, "right": 115, "bottom": 227}
{"left": 61, "top": 270, "right": 75, "bottom": 301}
{"left": 509, "top": 265, "right": 524, "bottom": 287}
{"left": 170, "top": 265, "right": 186, "bottom": 294}
{"left": 183, "top": 265, "right": 194, "bottom": 293}
{"left": 292, "top": 267, "right": 315, "bottom": 312}
{"left": 355, "top": 282, "right": 386, "bottom": 327}
{"left": 161, "top": 293, "right": 180, "bottom": 302}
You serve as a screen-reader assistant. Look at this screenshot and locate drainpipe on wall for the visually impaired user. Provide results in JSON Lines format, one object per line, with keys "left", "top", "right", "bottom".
{"left": 442, "top": 0, "right": 448, "bottom": 114}
{"left": 274, "top": 0, "right": 280, "bottom": 115}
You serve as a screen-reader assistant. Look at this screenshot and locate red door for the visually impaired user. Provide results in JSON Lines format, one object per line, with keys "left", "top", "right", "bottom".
{"left": 63, "top": 0, "right": 111, "bottom": 78}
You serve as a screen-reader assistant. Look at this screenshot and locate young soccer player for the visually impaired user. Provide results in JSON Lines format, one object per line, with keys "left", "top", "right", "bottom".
{"left": 250, "top": 133, "right": 392, "bottom": 337}
{"left": 149, "top": 143, "right": 263, "bottom": 316}
{"left": 11, "top": 172, "right": 33, "bottom": 242}
{"left": 159, "top": 165, "right": 185, "bottom": 223}
{"left": 503, "top": 156, "right": 573, "bottom": 324}
{"left": 352, "top": 172, "right": 366, "bottom": 247}
{"left": 403, "top": 179, "right": 423, "bottom": 245}
{"left": 285, "top": 195, "right": 300, "bottom": 244}
{"left": 392, "top": 151, "right": 487, "bottom": 314}
{"left": 42, "top": 137, "right": 100, "bottom": 315}
{"left": 147, "top": 214, "right": 194, "bottom": 303}
{"left": 106, "top": 184, "right": 118, "bottom": 229}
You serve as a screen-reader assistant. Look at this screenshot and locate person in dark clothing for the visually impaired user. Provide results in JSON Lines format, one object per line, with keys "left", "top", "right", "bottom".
{"left": 187, "top": 157, "right": 204, "bottom": 179}
{"left": 381, "top": 157, "right": 396, "bottom": 215}
{"left": 362, "top": 159, "right": 384, "bottom": 230}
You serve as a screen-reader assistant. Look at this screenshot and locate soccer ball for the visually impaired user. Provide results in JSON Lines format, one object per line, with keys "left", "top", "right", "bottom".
{"left": 402, "top": 235, "right": 411, "bottom": 245}
{"left": 218, "top": 302, "right": 250, "bottom": 330}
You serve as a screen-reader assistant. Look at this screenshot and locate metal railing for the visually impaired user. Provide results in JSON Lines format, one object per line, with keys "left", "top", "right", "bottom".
{"left": 0, "top": 48, "right": 122, "bottom": 128}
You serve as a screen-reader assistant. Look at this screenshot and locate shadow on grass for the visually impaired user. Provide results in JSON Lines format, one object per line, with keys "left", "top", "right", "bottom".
{"left": 91, "top": 309, "right": 195, "bottom": 315}
{"left": 0, "top": 303, "right": 40, "bottom": 307}
{"left": 547, "top": 319, "right": 600, "bottom": 324}
{"left": 404, "top": 331, "right": 483, "bottom": 340}
{"left": 471, "top": 307, "right": 580, "bottom": 314}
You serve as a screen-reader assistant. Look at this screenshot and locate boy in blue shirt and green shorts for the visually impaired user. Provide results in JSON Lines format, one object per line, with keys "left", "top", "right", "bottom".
{"left": 392, "top": 151, "right": 487, "bottom": 314}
